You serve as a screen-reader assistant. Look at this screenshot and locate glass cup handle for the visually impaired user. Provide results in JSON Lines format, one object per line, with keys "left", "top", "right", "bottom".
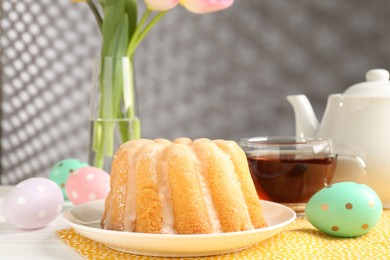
{"left": 332, "top": 154, "right": 366, "bottom": 183}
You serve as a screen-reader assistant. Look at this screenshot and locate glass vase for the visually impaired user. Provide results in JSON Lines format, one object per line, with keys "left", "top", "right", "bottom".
{"left": 88, "top": 56, "right": 141, "bottom": 172}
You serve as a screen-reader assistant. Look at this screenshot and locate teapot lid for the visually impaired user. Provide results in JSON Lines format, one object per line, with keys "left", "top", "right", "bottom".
{"left": 343, "top": 69, "right": 390, "bottom": 96}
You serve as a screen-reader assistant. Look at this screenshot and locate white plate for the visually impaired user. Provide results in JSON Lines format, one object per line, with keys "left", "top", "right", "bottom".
{"left": 63, "top": 200, "right": 296, "bottom": 257}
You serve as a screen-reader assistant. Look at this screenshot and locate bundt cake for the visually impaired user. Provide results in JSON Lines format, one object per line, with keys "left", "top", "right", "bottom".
{"left": 101, "top": 138, "right": 267, "bottom": 234}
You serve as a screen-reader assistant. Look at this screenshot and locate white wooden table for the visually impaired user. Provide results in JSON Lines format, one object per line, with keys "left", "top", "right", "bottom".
{"left": 0, "top": 186, "right": 81, "bottom": 259}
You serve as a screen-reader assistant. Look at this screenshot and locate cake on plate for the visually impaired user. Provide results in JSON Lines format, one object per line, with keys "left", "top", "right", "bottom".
{"left": 101, "top": 138, "right": 267, "bottom": 234}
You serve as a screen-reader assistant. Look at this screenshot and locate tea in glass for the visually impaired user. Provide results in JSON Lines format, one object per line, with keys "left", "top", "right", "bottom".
{"left": 240, "top": 137, "right": 337, "bottom": 214}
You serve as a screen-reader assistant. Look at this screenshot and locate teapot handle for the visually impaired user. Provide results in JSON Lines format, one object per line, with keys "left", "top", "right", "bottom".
{"left": 331, "top": 154, "right": 366, "bottom": 183}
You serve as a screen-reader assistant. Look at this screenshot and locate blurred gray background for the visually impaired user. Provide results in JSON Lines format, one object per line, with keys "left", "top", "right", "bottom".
{"left": 2, "top": 0, "right": 390, "bottom": 183}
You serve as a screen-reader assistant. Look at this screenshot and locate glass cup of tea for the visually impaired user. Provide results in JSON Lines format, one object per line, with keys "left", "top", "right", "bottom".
{"left": 239, "top": 136, "right": 337, "bottom": 216}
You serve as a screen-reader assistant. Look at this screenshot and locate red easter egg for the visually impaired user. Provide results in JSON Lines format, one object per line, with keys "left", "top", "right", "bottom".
{"left": 65, "top": 167, "right": 110, "bottom": 205}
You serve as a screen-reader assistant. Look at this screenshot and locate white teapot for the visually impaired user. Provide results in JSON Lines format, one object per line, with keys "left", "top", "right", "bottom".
{"left": 287, "top": 69, "right": 390, "bottom": 208}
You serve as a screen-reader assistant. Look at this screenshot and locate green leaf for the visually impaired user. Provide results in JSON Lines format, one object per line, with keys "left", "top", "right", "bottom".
{"left": 111, "top": 17, "right": 130, "bottom": 118}
{"left": 101, "top": 14, "right": 129, "bottom": 119}
{"left": 99, "top": 0, "right": 137, "bottom": 57}
{"left": 124, "top": 0, "right": 137, "bottom": 41}
{"left": 100, "top": 0, "right": 125, "bottom": 57}
{"left": 106, "top": 14, "right": 129, "bottom": 56}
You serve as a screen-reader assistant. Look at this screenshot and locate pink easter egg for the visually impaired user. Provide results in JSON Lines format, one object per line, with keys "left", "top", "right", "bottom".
{"left": 65, "top": 167, "right": 110, "bottom": 205}
{"left": 2, "top": 178, "right": 64, "bottom": 229}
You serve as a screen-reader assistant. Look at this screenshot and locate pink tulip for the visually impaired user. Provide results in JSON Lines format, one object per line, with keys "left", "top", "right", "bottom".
{"left": 180, "top": 0, "right": 234, "bottom": 14}
{"left": 144, "top": 0, "right": 179, "bottom": 11}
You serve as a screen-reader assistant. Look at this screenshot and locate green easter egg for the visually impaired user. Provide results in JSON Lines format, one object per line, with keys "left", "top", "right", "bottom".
{"left": 305, "top": 182, "right": 382, "bottom": 237}
{"left": 49, "top": 159, "right": 89, "bottom": 200}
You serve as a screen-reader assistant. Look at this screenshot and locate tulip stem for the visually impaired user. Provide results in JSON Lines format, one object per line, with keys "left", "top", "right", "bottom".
{"left": 134, "top": 12, "right": 167, "bottom": 51}
{"left": 127, "top": 10, "right": 167, "bottom": 57}
{"left": 86, "top": 0, "right": 103, "bottom": 31}
{"left": 127, "top": 9, "right": 151, "bottom": 57}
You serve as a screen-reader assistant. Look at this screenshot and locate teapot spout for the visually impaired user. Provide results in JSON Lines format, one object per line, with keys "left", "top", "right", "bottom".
{"left": 287, "top": 95, "right": 320, "bottom": 138}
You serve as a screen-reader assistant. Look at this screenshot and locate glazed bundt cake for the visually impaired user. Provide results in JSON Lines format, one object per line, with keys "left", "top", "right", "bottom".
{"left": 101, "top": 138, "right": 267, "bottom": 234}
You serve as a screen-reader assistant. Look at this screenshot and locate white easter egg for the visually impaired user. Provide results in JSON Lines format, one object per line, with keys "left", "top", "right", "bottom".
{"left": 65, "top": 166, "right": 110, "bottom": 205}
{"left": 2, "top": 178, "right": 64, "bottom": 229}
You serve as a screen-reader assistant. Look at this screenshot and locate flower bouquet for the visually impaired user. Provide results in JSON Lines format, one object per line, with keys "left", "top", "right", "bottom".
{"left": 73, "top": 0, "right": 234, "bottom": 170}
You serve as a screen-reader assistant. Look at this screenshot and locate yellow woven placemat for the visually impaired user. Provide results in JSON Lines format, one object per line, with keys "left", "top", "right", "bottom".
{"left": 56, "top": 211, "right": 390, "bottom": 259}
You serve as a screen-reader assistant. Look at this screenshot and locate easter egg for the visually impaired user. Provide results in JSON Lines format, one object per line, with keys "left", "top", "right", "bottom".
{"left": 2, "top": 178, "right": 64, "bottom": 229}
{"left": 49, "top": 158, "right": 89, "bottom": 200}
{"left": 65, "top": 166, "right": 110, "bottom": 205}
{"left": 305, "top": 182, "right": 382, "bottom": 237}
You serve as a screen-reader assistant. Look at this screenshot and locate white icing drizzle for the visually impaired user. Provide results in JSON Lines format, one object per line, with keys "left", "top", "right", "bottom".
{"left": 158, "top": 158, "right": 176, "bottom": 234}
{"left": 218, "top": 144, "right": 254, "bottom": 230}
{"left": 190, "top": 145, "right": 223, "bottom": 233}
{"left": 123, "top": 145, "right": 141, "bottom": 231}
{"left": 104, "top": 150, "right": 126, "bottom": 230}
{"left": 118, "top": 140, "right": 152, "bottom": 231}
